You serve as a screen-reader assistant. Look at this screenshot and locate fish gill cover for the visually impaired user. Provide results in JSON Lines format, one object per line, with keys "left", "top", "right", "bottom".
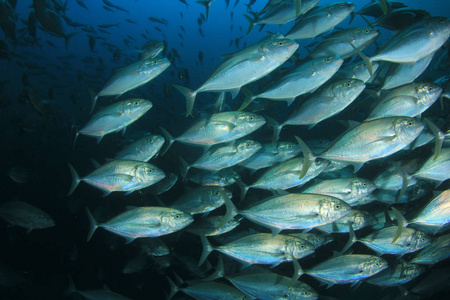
{"left": 0, "top": 0, "right": 450, "bottom": 299}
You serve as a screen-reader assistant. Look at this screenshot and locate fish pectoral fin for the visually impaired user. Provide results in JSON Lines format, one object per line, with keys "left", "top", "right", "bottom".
{"left": 229, "top": 87, "right": 241, "bottom": 99}
{"left": 208, "top": 120, "right": 237, "bottom": 131}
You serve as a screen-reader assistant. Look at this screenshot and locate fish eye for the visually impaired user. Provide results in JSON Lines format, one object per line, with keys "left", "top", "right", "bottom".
{"left": 340, "top": 3, "right": 344, "bottom": 7}
{"left": 346, "top": 82, "right": 351, "bottom": 87}
{"left": 147, "top": 168, "right": 153, "bottom": 173}
{"left": 428, "top": 86, "right": 433, "bottom": 91}
{"left": 364, "top": 29, "right": 370, "bottom": 33}
{"left": 215, "top": 191, "right": 220, "bottom": 195}
{"left": 335, "top": 204, "right": 340, "bottom": 209}
{"left": 375, "top": 262, "right": 380, "bottom": 266}
{"left": 299, "top": 244, "right": 305, "bottom": 249}
{"left": 278, "top": 41, "right": 284, "bottom": 46}
{"left": 133, "top": 101, "right": 139, "bottom": 105}
{"left": 362, "top": 182, "right": 366, "bottom": 186}
{"left": 302, "top": 292, "right": 310, "bottom": 296}
{"left": 408, "top": 121, "right": 413, "bottom": 126}
{"left": 249, "top": 116, "right": 254, "bottom": 120}
{"left": 287, "top": 145, "right": 292, "bottom": 149}
{"left": 175, "top": 214, "right": 181, "bottom": 219}
{"left": 245, "top": 143, "right": 250, "bottom": 147}
{"left": 325, "top": 57, "right": 331, "bottom": 62}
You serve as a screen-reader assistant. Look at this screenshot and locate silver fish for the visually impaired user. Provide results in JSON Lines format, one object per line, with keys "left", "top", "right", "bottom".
{"left": 303, "top": 177, "right": 376, "bottom": 206}
{"left": 234, "top": 193, "right": 352, "bottom": 235}
{"left": 309, "top": 27, "right": 380, "bottom": 59}
{"left": 411, "top": 233, "right": 450, "bottom": 264}
{"left": 366, "top": 262, "right": 425, "bottom": 286}
{"left": 170, "top": 186, "right": 232, "bottom": 215}
{"left": 76, "top": 98, "right": 153, "bottom": 144}
{"left": 240, "top": 55, "right": 344, "bottom": 110}
{"left": 412, "top": 148, "right": 450, "bottom": 185}
{"left": 115, "top": 134, "right": 165, "bottom": 162}
{"left": 239, "top": 141, "right": 301, "bottom": 171}
{"left": 161, "top": 111, "right": 266, "bottom": 150}
{"left": 366, "top": 83, "right": 442, "bottom": 121}
{"left": 93, "top": 57, "right": 170, "bottom": 111}
{"left": 199, "top": 233, "right": 315, "bottom": 268}
{"left": 173, "top": 36, "right": 299, "bottom": 116}
{"left": 181, "top": 139, "right": 261, "bottom": 178}
{"left": 318, "top": 117, "right": 424, "bottom": 172}
{"left": 86, "top": 206, "right": 193, "bottom": 243}
{"left": 303, "top": 254, "right": 388, "bottom": 288}
{"left": 286, "top": 2, "right": 356, "bottom": 39}
{"left": 68, "top": 160, "right": 165, "bottom": 197}
{"left": 317, "top": 209, "right": 378, "bottom": 233}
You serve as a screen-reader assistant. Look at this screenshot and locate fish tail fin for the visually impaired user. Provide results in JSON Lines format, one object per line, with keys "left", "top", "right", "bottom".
{"left": 265, "top": 116, "right": 283, "bottom": 142}
{"left": 349, "top": 12, "right": 356, "bottom": 24}
{"left": 341, "top": 222, "right": 358, "bottom": 253}
{"left": 393, "top": 163, "right": 410, "bottom": 201}
{"left": 290, "top": 256, "right": 304, "bottom": 287}
{"left": 199, "top": 235, "right": 214, "bottom": 266}
{"left": 178, "top": 156, "right": 190, "bottom": 181}
{"left": 391, "top": 207, "right": 409, "bottom": 244}
{"left": 173, "top": 84, "right": 197, "bottom": 117}
{"left": 238, "top": 86, "right": 255, "bottom": 111}
{"left": 165, "top": 276, "right": 180, "bottom": 300}
{"left": 360, "top": 14, "right": 374, "bottom": 28}
{"left": 64, "top": 32, "right": 77, "bottom": 49}
{"left": 349, "top": 42, "right": 374, "bottom": 76}
{"left": 87, "top": 87, "right": 97, "bottom": 113}
{"left": 244, "top": 14, "right": 255, "bottom": 35}
{"left": 234, "top": 177, "right": 249, "bottom": 202}
{"left": 85, "top": 207, "right": 99, "bottom": 242}
{"left": 63, "top": 275, "right": 78, "bottom": 296}
{"left": 423, "top": 118, "right": 444, "bottom": 160}
{"left": 72, "top": 132, "right": 79, "bottom": 149}
{"left": 294, "top": 0, "right": 302, "bottom": 16}
{"left": 216, "top": 193, "right": 238, "bottom": 228}
{"left": 159, "top": 127, "right": 175, "bottom": 155}
{"left": 203, "top": 255, "right": 225, "bottom": 281}
{"left": 196, "top": 0, "right": 211, "bottom": 20}
{"left": 67, "top": 163, "right": 81, "bottom": 196}
{"left": 295, "top": 136, "right": 314, "bottom": 180}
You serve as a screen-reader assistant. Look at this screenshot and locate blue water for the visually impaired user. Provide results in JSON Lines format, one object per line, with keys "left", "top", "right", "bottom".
{"left": 1, "top": 0, "right": 450, "bottom": 299}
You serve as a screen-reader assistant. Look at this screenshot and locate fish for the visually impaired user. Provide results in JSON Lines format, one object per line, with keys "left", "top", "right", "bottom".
{"left": 160, "top": 111, "right": 266, "bottom": 151}
{"left": 239, "top": 141, "right": 301, "bottom": 171}
{"left": 366, "top": 83, "right": 442, "bottom": 121}
{"left": 308, "top": 27, "right": 380, "bottom": 59}
{"left": 224, "top": 272, "right": 318, "bottom": 300}
{"left": 366, "top": 262, "right": 426, "bottom": 286}
{"left": 286, "top": 2, "right": 356, "bottom": 40}
{"left": 199, "top": 233, "right": 315, "bottom": 268}
{"left": 316, "top": 117, "right": 425, "bottom": 172}
{"left": 85, "top": 206, "right": 193, "bottom": 243}
{"left": 167, "top": 277, "right": 247, "bottom": 300}
{"left": 411, "top": 149, "right": 450, "bottom": 186}
{"left": 0, "top": 201, "right": 55, "bottom": 232}
{"left": 303, "top": 177, "right": 376, "bottom": 206}
{"left": 301, "top": 254, "right": 388, "bottom": 288}
{"left": 173, "top": 36, "right": 298, "bottom": 116}
{"left": 343, "top": 225, "right": 432, "bottom": 255}
{"left": 67, "top": 160, "right": 165, "bottom": 197}
{"left": 115, "top": 134, "right": 165, "bottom": 162}
{"left": 92, "top": 57, "right": 170, "bottom": 112}
{"left": 272, "top": 78, "right": 366, "bottom": 134}
{"left": 239, "top": 55, "right": 344, "bottom": 110}
{"left": 411, "top": 233, "right": 450, "bottom": 264}
{"left": 170, "top": 186, "right": 232, "bottom": 215}
{"left": 187, "top": 216, "right": 240, "bottom": 236}
{"left": 180, "top": 139, "right": 262, "bottom": 178}
{"left": 358, "top": 17, "right": 450, "bottom": 75}
{"left": 76, "top": 98, "right": 153, "bottom": 144}
{"left": 392, "top": 190, "right": 450, "bottom": 241}
{"left": 228, "top": 193, "right": 352, "bottom": 235}
{"left": 317, "top": 209, "right": 378, "bottom": 233}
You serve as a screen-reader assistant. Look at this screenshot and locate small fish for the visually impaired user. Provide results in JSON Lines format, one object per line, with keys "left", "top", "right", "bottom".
{"left": 92, "top": 57, "right": 170, "bottom": 112}
{"left": 170, "top": 187, "right": 232, "bottom": 215}
{"left": 0, "top": 201, "right": 55, "bottom": 232}
{"left": 115, "top": 134, "right": 165, "bottom": 162}
{"left": 76, "top": 99, "right": 153, "bottom": 144}
{"left": 366, "top": 262, "right": 425, "bottom": 286}
{"left": 68, "top": 160, "right": 165, "bottom": 197}
{"left": 411, "top": 233, "right": 450, "bottom": 265}
{"left": 85, "top": 206, "right": 193, "bottom": 243}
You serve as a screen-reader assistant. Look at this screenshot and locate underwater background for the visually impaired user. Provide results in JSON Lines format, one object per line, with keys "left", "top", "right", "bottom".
{"left": 1, "top": 0, "right": 450, "bottom": 299}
